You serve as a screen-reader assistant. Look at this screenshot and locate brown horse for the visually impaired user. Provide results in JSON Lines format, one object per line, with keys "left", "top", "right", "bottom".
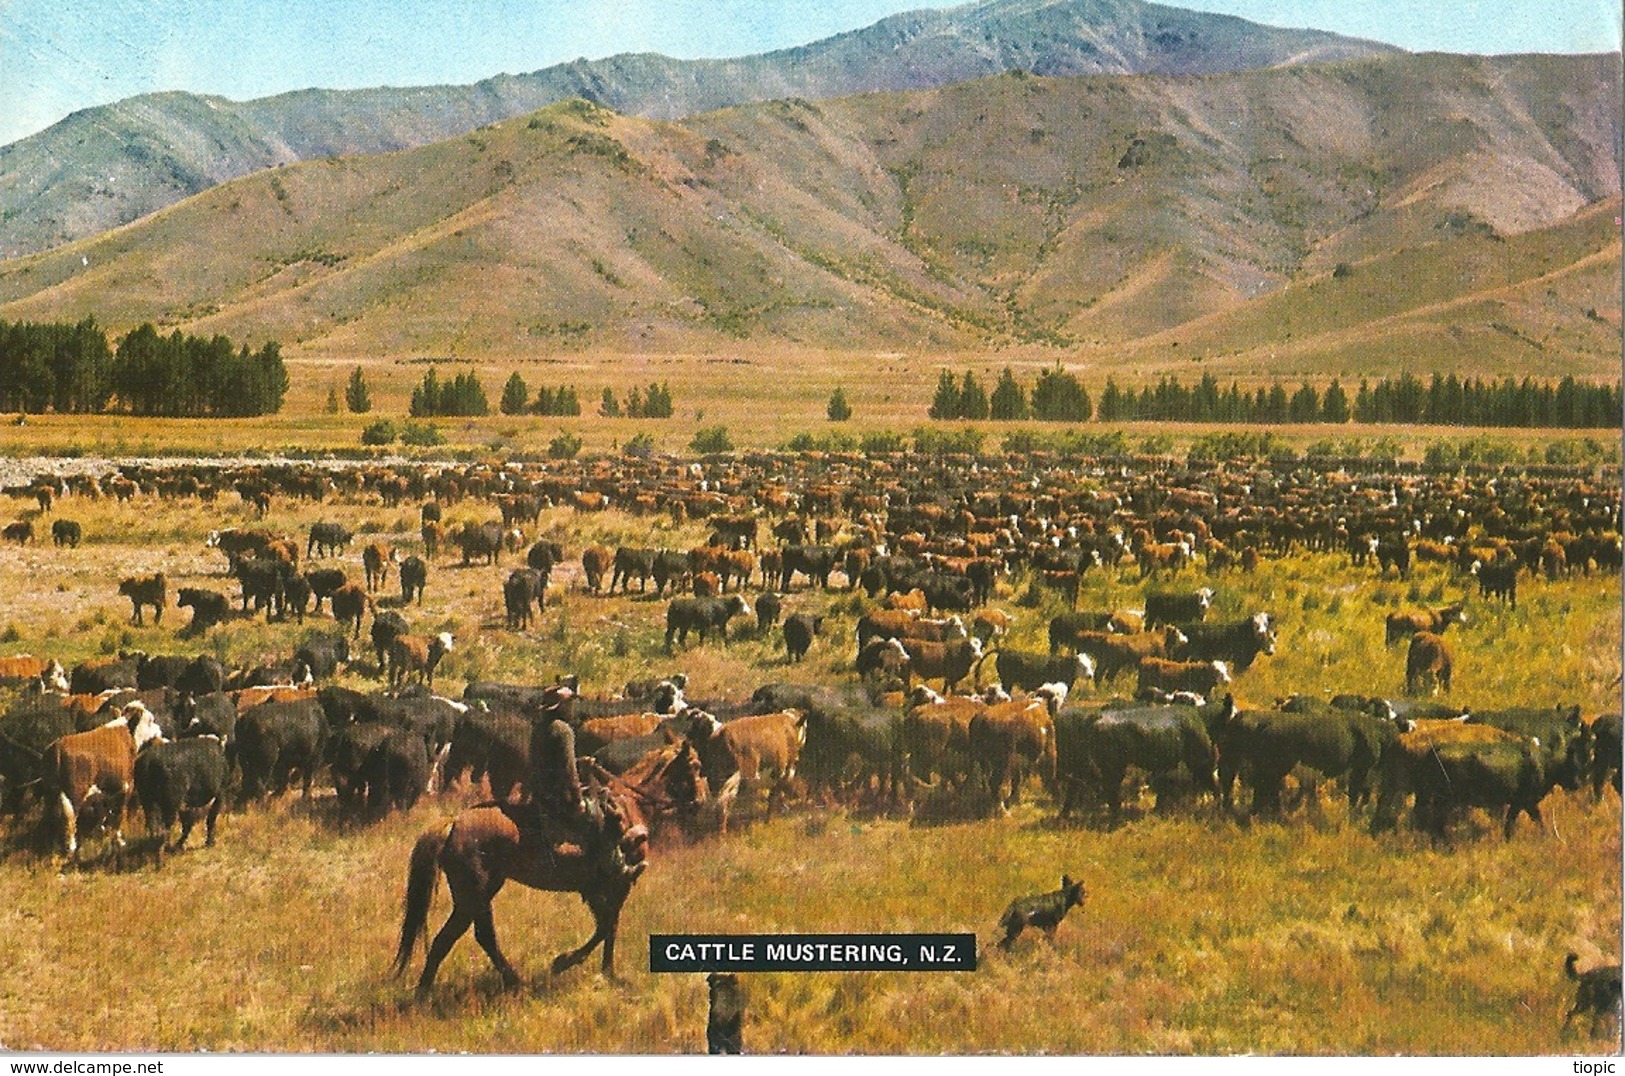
{"left": 393, "top": 740, "right": 705, "bottom": 997}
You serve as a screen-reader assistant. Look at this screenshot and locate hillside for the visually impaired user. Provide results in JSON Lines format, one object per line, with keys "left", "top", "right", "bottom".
{"left": 0, "top": 52, "right": 1617, "bottom": 382}
{"left": 0, "top": 0, "right": 1401, "bottom": 259}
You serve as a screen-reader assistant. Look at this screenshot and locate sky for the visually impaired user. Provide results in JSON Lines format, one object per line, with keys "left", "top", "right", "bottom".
{"left": 1, "top": 0, "right": 1620, "bottom": 146}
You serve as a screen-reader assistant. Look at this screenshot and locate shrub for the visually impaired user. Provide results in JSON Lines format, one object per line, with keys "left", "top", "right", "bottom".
{"left": 361, "top": 419, "right": 397, "bottom": 445}
{"left": 861, "top": 431, "right": 907, "bottom": 455}
{"left": 623, "top": 432, "right": 656, "bottom": 459}
{"left": 689, "top": 426, "right": 734, "bottom": 454}
{"left": 400, "top": 421, "right": 444, "bottom": 447}
{"left": 547, "top": 431, "right": 583, "bottom": 459}
{"left": 826, "top": 388, "right": 852, "bottom": 422}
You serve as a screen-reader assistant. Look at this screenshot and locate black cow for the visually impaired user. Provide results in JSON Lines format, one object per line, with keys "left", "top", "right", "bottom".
{"left": 755, "top": 592, "right": 782, "bottom": 635}
{"left": 440, "top": 708, "right": 530, "bottom": 798}
{"left": 1172, "top": 614, "right": 1277, "bottom": 672}
{"left": 749, "top": 683, "right": 897, "bottom": 802}
{"left": 504, "top": 569, "right": 544, "bottom": 630}
{"left": 1466, "top": 705, "right": 1592, "bottom": 797}
{"left": 370, "top": 610, "right": 410, "bottom": 671}
{"left": 329, "top": 721, "right": 394, "bottom": 812}
{"left": 780, "top": 545, "right": 839, "bottom": 590}
{"left": 455, "top": 521, "right": 504, "bottom": 566}
{"left": 134, "top": 735, "right": 229, "bottom": 850}
{"left": 234, "top": 557, "right": 292, "bottom": 618}
{"left": 399, "top": 555, "right": 428, "bottom": 605}
{"left": 177, "top": 692, "right": 237, "bottom": 748}
{"left": 652, "top": 550, "right": 692, "bottom": 596}
{"left": 1374, "top": 535, "right": 1411, "bottom": 578}
{"left": 526, "top": 540, "right": 565, "bottom": 575}
{"left": 281, "top": 573, "right": 312, "bottom": 623}
{"left": 612, "top": 547, "right": 658, "bottom": 593}
{"left": 1409, "top": 735, "right": 1549, "bottom": 840}
{"left": 1144, "top": 588, "right": 1213, "bottom": 628}
{"left": 1054, "top": 700, "right": 1224, "bottom": 824}
{"left": 135, "top": 653, "right": 191, "bottom": 690}
{"left": 1472, "top": 559, "right": 1519, "bottom": 609}
{"left": 1215, "top": 699, "right": 1398, "bottom": 817}
{"left": 178, "top": 587, "right": 232, "bottom": 636}
{"left": 236, "top": 697, "right": 329, "bottom": 800}
{"left": 70, "top": 656, "right": 139, "bottom": 695}
{"left": 176, "top": 656, "right": 227, "bottom": 698}
{"left": 362, "top": 727, "right": 432, "bottom": 815}
{"left": 50, "top": 519, "right": 82, "bottom": 548}
{"left": 665, "top": 595, "right": 752, "bottom": 651}
{"left": 782, "top": 613, "right": 824, "bottom": 662}
{"left": 293, "top": 635, "right": 351, "bottom": 682}
{"left": 304, "top": 568, "right": 349, "bottom": 614}
{"left": 307, "top": 522, "right": 353, "bottom": 558}
{"left": 1592, "top": 712, "right": 1622, "bottom": 798}
{"left": 990, "top": 649, "right": 1095, "bottom": 695}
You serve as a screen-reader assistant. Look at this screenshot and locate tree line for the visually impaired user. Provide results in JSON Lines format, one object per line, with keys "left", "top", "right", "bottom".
{"left": 0, "top": 318, "right": 288, "bottom": 417}
{"left": 931, "top": 368, "right": 1621, "bottom": 429}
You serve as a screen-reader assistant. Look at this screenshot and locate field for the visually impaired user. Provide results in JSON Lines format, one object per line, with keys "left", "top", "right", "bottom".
{"left": 0, "top": 451, "right": 1618, "bottom": 1055}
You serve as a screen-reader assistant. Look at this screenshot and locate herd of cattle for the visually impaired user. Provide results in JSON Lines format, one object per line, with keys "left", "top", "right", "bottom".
{"left": 0, "top": 449, "right": 1618, "bottom": 863}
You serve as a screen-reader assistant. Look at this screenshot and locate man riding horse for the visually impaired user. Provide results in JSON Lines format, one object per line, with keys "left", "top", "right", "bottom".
{"left": 526, "top": 683, "right": 646, "bottom": 885}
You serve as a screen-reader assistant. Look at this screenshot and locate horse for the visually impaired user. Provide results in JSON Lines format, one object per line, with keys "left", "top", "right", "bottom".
{"left": 393, "top": 739, "right": 705, "bottom": 997}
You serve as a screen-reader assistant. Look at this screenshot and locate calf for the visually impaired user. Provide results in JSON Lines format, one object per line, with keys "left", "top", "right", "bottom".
{"left": 363, "top": 541, "right": 397, "bottom": 591}
{"left": 399, "top": 555, "right": 428, "bottom": 605}
{"left": 177, "top": 587, "right": 232, "bottom": 635}
{"left": 1405, "top": 631, "right": 1454, "bottom": 696}
{"left": 134, "top": 734, "right": 229, "bottom": 850}
{"left": 119, "top": 573, "right": 167, "bottom": 626}
{"left": 307, "top": 522, "right": 353, "bottom": 558}
{"left": 1144, "top": 587, "right": 1213, "bottom": 628}
{"left": 503, "top": 569, "right": 543, "bottom": 630}
{"left": 50, "top": 519, "right": 82, "bottom": 548}
{"left": 582, "top": 544, "right": 613, "bottom": 593}
{"left": 754, "top": 592, "right": 782, "bottom": 635}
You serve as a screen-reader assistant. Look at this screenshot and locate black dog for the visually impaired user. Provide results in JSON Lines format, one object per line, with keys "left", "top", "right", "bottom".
{"left": 1565, "top": 952, "right": 1623, "bottom": 1038}
{"left": 998, "top": 874, "right": 1086, "bottom": 949}
{"left": 706, "top": 972, "right": 745, "bottom": 1054}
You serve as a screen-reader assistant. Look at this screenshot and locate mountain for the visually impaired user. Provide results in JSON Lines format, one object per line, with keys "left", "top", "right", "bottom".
{"left": 0, "top": 53, "right": 1616, "bottom": 382}
{"left": 0, "top": 0, "right": 1401, "bottom": 259}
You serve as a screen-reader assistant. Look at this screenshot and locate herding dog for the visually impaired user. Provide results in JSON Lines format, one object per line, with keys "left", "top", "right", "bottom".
{"left": 1564, "top": 952, "right": 1623, "bottom": 1039}
{"left": 998, "top": 874, "right": 1086, "bottom": 949}
{"left": 706, "top": 971, "right": 745, "bottom": 1054}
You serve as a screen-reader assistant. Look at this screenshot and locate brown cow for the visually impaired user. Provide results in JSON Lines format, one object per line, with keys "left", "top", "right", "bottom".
{"left": 892, "top": 637, "right": 984, "bottom": 694}
{"left": 3, "top": 520, "right": 34, "bottom": 545}
{"left": 968, "top": 686, "right": 1064, "bottom": 812}
{"left": 1384, "top": 603, "right": 1468, "bottom": 646}
{"left": 1136, "top": 657, "right": 1231, "bottom": 700}
{"left": 387, "top": 632, "right": 454, "bottom": 688}
{"left": 331, "top": 582, "right": 370, "bottom": 638}
{"left": 363, "top": 541, "right": 397, "bottom": 591}
{"left": 0, "top": 655, "right": 68, "bottom": 691}
{"left": 420, "top": 521, "right": 446, "bottom": 560}
{"left": 1073, "top": 626, "right": 1188, "bottom": 683}
{"left": 685, "top": 708, "right": 806, "bottom": 832}
{"left": 582, "top": 544, "right": 613, "bottom": 594}
{"left": 1405, "top": 631, "right": 1454, "bottom": 696}
{"left": 118, "top": 573, "right": 167, "bottom": 626}
{"left": 43, "top": 702, "right": 164, "bottom": 858}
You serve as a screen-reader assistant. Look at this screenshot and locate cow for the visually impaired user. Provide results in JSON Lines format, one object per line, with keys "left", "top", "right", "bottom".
{"left": 1054, "top": 699, "right": 1225, "bottom": 824}
{"left": 651, "top": 550, "right": 692, "bottom": 596}
{"left": 1137, "top": 658, "right": 1231, "bottom": 701}
{"left": 3, "top": 520, "right": 34, "bottom": 545}
{"left": 280, "top": 573, "right": 312, "bottom": 623}
{"left": 749, "top": 683, "right": 899, "bottom": 804}
{"left": 892, "top": 637, "right": 985, "bottom": 694}
{"left": 1374, "top": 535, "right": 1411, "bottom": 578}
{"left": 582, "top": 544, "right": 613, "bottom": 593}
{"left": 177, "top": 691, "right": 237, "bottom": 747}
{"left": 329, "top": 721, "right": 395, "bottom": 813}
{"left": 504, "top": 569, "right": 543, "bottom": 630}
{"left": 754, "top": 592, "right": 782, "bottom": 635}
{"left": 989, "top": 649, "right": 1095, "bottom": 695}
{"left": 1072, "top": 626, "right": 1188, "bottom": 683}
{"left": 782, "top": 613, "right": 823, "bottom": 662}
{"left": 70, "top": 655, "right": 140, "bottom": 695}
{"left": 43, "top": 701, "right": 164, "bottom": 857}
{"left": 665, "top": 595, "right": 752, "bottom": 651}
{"left": 371, "top": 610, "right": 411, "bottom": 673}
{"left": 1048, "top": 611, "right": 1127, "bottom": 654}
{"left": 119, "top": 573, "right": 167, "bottom": 626}
{"left": 0, "top": 655, "right": 68, "bottom": 692}
{"left": 897, "top": 686, "right": 980, "bottom": 794}
{"left": 1171, "top": 614, "right": 1276, "bottom": 672}
{"left": 177, "top": 587, "right": 232, "bottom": 636}
{"left": 1472, "top": 558, "right": 1518, "bottom": 609}
{"left": 526, "top": 539, "right": 565, "bottom": 576}
{"left": 386, "top": 632, "right": 454, "bottom": 688}
{"left": 1144, "top": 588, "right": 1213, "bottom": 628}
{"left": 1466, "top": 705, "right": 1593, "bottom": 799}
{"left": 971, "top": 608, "right": 1014, "bottom": 646}
{"left": 1405, "top": 631, "right": 1454, "bottom": 696}
{"left": 363, "top": 541, "right": 397, "bottom": 591}
{"left": 362, "top": 727, "right": 432, "bottom": 816}
{"left": 420, "top": 520, "right": 446, "bottom": 560}
{"left": 235, "top": 556, "right": 293, "bottom": 619}
{"left": 50, "top": 519, "right": 82, "bottom": 548}
{"left": 307, "top": 522, "right": 353, "bottom": 558}
{"left": 684, "top": 708, "right": 807, "bottom": 829}
{"left": 399, "top": 555, "right": 428, "bottom": 605}
{"left": 235, "top": 697, "right": 328, "bottom": 800}
{"left": 612, "top": 547, "right": 658, "bottom": 593}
{"left": 1382, "top": 724, "right": 1549, "bottom": 840}
{"left": 304, "top": 567, "right": 349, "bottom": 614}
{"left": 293, "top": 635, "right": 350, "bottom": 682}
{"left": 1215, "top": 699, "right": 1399, "bottom": 818}
{"left": 455, "top": 521, "right": 505, "bottom": 566}
{"left": 175, "top": 656, "right": 228, "bottom": 698}
{"left": 1385, "top": 603, "right": 1468, "bottom": 647}
{"left": 331, "top": 583, "right": 371, "bottom": 638}
{"left": 780, "top": 545, "right": 839, "bottom": 590}
{"left": 856, "top": 608, "right": 921, "bottom": 651}
{"left": 1592, "top": 712, "right": 1622, "bottom": 799}
{"left": 134, "top": 734, "right": 229, "bottom": 850}
{"left": 967, "top": 686, "right": 1063, "bottom": 813}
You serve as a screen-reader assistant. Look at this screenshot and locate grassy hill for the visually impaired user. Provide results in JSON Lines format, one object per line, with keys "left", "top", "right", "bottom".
{"left": 0, "top": 0, "right": 1400, "bottom": 259}
{"left": 0, "top": 53, "right": 1617, "bottom": 383}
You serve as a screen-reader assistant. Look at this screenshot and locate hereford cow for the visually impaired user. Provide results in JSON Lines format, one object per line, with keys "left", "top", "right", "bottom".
{"left": 1144, "top": 588, "right": 1213, "bottom": 628}
{"left": 967, "top": 687, "right": 1063, "bottom": 813}
{"left": 989, "top": 649, "right": 1095, "bottom": 695}
{"left": 892, "top": 637, "right": 984, "bottom": 694}
{"left": 386, "top": 632, "right": 454, "bottom": 688}
{"left": 119, "top": 573, "right": 167, "bottom": 626}
{"left": 1171, "top": 614, "right": 1276, "bottom": 673}
{"left": 1136, "top": 657, "right": 1231, "bottom": 700}
{"left": 0, "top": 655, "right": 68, "bottom": 692}
{"left": 43, "top": 701, "right": 164, "bottom": 858}
{"left": 685, "top": 708, "right": 807, "bottom": 829}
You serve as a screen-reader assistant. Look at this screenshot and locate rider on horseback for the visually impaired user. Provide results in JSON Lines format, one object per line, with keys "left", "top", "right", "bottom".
{"left": 526, "top": 682, "right": 646, "bottom": 884}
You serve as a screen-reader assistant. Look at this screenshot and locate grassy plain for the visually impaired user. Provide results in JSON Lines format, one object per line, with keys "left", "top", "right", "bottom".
{"left": 0, "top": 477, "right": 1617, "bottom": 1055}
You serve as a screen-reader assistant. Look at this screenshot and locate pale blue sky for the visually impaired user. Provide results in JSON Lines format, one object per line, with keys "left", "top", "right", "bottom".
{"left": 1, "top": 0, "right": 1619, "bottom": 146}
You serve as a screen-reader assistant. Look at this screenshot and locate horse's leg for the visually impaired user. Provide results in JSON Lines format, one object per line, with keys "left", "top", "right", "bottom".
{"left": 417, "top": 904, "right": 474, "bottom": 998}
{"left": 552, "top": 889, "right": 622, "bottom": 977}
{"left": 471, "top": 901, "right": 521, "bottom": 991}
{"left": 597, "top": 890, "right": 627, "bottom": 981}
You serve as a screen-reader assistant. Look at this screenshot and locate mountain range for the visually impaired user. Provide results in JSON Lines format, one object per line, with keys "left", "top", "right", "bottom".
{"left": 0, "top": 0, "right": 1401, "bottom": 259}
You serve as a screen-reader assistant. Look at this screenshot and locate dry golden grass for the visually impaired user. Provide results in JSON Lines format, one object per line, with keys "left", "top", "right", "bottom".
{"left": 0, "top": 471, "right": 1617, "bottom": 1055}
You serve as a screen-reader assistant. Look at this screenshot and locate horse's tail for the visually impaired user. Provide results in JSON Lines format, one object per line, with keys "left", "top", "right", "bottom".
{"left": 393, "top": 822, "right": 449, "bottom": 976}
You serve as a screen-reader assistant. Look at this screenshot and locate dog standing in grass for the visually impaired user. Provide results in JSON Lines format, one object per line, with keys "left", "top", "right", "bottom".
{"left": 1564, "top": 952, "right": 1623, "bottom": 1039}
{"left": 707, "top": 972, "right": 745, "bottom": 1054}
{"left": 998, "top": 874, "right": 1087, "bottom": 950}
